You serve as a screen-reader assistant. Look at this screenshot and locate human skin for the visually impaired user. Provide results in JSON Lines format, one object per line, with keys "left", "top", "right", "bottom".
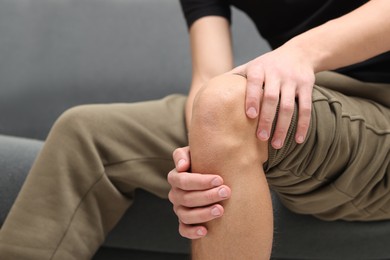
{"left": 169, "top": 0, "right": 390, "bottom": 240}
{"left": 233, "top": 0, "right": 390, "bottom": 148}
{"left": 170, "top": 74, "right": 273, "bottom": 259}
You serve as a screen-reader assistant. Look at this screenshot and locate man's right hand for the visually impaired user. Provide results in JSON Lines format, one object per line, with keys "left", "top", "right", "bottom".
{"left": 167, "top": 146, "right": 231, "bottom": 239}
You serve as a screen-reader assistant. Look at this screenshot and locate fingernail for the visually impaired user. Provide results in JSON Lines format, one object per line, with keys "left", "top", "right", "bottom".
{"left": 197, "top": 228, "right": 205, "bottom": 236}
{"left": 218, "top": 188, "right": 228, "bottom": 198}
{"left": 211, "top": 177, "right": 222, "bottom": 187}
{"left": 297, "top": 135, "right": 304, "bottom": 143}
{"left": 177, "top": 159, "right": 185, "bottom": 168}
{"left": 247, "top": 107, "right": 257, "bottom": 118}
{"left": 272, "top": 139, "right": 283, "bottom": 149}
{"left": 211, "top": 207, "right": 221, "bottom": 216}
{"left": 258, "top": 130, "right": 269, "bottom": 140}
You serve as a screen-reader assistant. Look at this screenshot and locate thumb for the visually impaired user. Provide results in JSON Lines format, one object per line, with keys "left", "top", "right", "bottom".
{"left": 173, "top": 146, "right": 191, "bottom": 172}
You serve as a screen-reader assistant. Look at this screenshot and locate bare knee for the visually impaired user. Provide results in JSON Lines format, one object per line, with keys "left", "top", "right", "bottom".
{"left": 191, "top": 74, "right": 248, "bottom": 133}
{"left": 189, "top": 73, "right": 268, "bottom": 165}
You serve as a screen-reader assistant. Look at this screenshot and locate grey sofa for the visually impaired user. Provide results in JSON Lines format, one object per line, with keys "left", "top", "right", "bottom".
{"left": 1, "top": 0, "right": 389, "bottom": 259}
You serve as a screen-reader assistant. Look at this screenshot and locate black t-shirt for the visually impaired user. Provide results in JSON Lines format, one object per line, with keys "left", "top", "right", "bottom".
{"left": 180, "top": 0, "right": 390, "bottom": 84}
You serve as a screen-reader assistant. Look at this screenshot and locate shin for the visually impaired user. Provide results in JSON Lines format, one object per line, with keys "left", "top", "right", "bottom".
{"left": 189, "top": 74, "right": 273, "bottom": 260}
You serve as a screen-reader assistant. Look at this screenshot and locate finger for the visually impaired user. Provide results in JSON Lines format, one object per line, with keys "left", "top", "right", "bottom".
{"left": 169, "top": 185, "right": 231, "bottom": 207}
{"left": 176, "top": 204, "right": 224, "bottom": 225}
{"left": 245, "top": 66, "right": 264, "bottom": 119}
{"left": 257, "top": 77, "right": 280, "bottom": 141}
{"left": 172, "top": 146, "right": 191, "bottom": 172}
{"left": 167, "top": 170, "right": 224, "bottom": 191}
{"left": 271, "top": 83, "right": 296, "bottom": 149}
{"left": 295, "top": 88, "right": 312, "bottom": 144}
{"left": 178, "top": 221, "right": 208, "bottom": 239}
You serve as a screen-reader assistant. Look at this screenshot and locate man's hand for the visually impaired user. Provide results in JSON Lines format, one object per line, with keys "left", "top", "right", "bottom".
{"left": 167, "top": 146, "right": 231, "bottom": 239}
{"left": 231, "top": 45, "right": 315, "bottom": 149}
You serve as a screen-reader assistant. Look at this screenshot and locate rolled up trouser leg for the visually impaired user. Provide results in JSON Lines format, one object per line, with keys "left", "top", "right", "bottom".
{"left": 0, "top": 94, "right": 187, "bottom": 260}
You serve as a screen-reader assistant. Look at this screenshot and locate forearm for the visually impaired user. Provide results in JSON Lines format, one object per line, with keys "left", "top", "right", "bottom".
{"left": 185, "top": 81, "right": 203, "bottom": 129}
{"left": 185, "top": 16, "right": 234, "bottom": 128}
{"left": 284, "top": 0, "right": 390, "bottom": 73}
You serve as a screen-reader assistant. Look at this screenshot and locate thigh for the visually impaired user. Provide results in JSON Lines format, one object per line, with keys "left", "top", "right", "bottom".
{"left": 0, "top": 95, "right": 188, "bottom": 259}
{"left": 266, "top": 80, "right": 390, "bottom": 221}
{"left": 95, "top": 94, "right": 189, "bottom": 198}
{"left": 45, "top": 94, "right": 188, "bottom": 198}
{"left": 315, "top": 70, "right": 390, "bottom": 107}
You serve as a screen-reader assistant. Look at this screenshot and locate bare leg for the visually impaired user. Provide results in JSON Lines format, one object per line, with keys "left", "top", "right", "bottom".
{"left": 189, "top": 74, "right": 273, "bottom": 259}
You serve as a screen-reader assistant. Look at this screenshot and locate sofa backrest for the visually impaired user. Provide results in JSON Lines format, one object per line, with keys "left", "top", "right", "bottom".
{"left": 0, "top": 0, "right": 270, "bottom": 140}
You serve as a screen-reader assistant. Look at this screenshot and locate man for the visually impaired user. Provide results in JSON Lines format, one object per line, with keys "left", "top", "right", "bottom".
{"left": 168, "top": 0, "right": 390, "bottom": 259}
{"left": 0, "top": 0, "right": 389, "bottom": 259}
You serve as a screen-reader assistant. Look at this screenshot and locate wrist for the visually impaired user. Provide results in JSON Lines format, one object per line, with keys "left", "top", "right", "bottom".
{"left": 285, "top": 34, "right": 330, "bottom": 73}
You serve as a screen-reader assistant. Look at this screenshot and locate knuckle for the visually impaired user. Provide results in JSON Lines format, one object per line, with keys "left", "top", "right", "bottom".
{"left": 177, "top": 174, "right": 189, "bottom": 190}
{"left": 179, "top": 230, "right": 187, "bottom": 238}
{"left": 300, "top": 75, "right": 315, "bottom": 86}
{"left": 178, "top": 224, "right": 193, "bottom": 239}
{"left": 172, "top": 205, "right": 178, "bottom": 215}
{"left": 175, "top": 206, "right": 186, "bottom": 220}
{"left": 178, "top": 212, "right": 191, "bottom": 225}
{"left": 178, "top": 224, "right": 187, "bottom": 237}
{"left": 247, "top": 67, "right": 264, "bottom": 81}
{"left": 279, "top": 102, "right": 294, "bottom": 113}
{"left": 167, "top": 171, "right": 175, "bottom": 184}
{"left": 261, "top": 115, "right": 274, "bottom": 125}
{"left": 247, "top": 84, "right": 261, "bottom": 95}
{"left": 168, "top": 190, "right": 175, "bottom": 204}
{"left": 172, "top": 148, "right": 180, "bottom": 160}
{"left": 298, "top": 121, "right": 310, "bottom": 131}
{"left": 205, "top": 190, "right": 216, "bottom": 203}
{"left": 180, "top": 193, "right": 192, "bottom": 207}
{"left": 299, "top": 105, "right": 312, "bottom": 115}
{"left": 263, "top": 92, "right": 279, "bottom": 103}
{"left": 274, "top": 127, "right": 288, "bottom": 136}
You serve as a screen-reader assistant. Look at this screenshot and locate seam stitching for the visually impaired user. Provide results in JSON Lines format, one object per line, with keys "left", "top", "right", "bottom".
{"left": 49, "top": 172, "right": 105, "bottom": 260}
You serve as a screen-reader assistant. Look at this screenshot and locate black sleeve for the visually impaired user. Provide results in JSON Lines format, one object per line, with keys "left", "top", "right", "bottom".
{"left": 179, "top": 0, "right": 231, "bottom": 28}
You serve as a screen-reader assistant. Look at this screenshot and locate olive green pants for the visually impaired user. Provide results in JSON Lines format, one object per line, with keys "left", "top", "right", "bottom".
{"left": 0, "top": 96, "right": 188, "bottom": 259}
{"left": 0, "top": 72, "right": 389, "bottom": 259}
{"left": 267, "top": 72, "right": 390, "bottom": 221}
